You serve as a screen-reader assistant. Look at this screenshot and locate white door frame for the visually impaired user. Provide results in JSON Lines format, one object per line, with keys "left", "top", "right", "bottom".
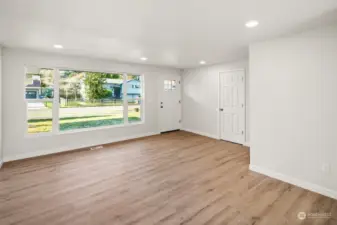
{"left": 217, "top": 69, "right": 246, "bottom": 143}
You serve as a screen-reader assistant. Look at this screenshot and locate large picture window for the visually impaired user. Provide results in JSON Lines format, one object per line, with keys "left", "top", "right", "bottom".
{"left": 25, "top": 68, "right": 143, "bottom": 135}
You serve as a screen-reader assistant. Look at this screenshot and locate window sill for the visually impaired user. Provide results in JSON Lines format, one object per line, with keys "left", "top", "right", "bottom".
{"left": 25, "top": 121, "right": 144, "bottom": 138}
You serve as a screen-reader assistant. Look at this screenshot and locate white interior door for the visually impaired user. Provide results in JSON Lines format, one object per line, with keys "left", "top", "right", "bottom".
{"left": 219, "top": 70, "right": 245, "bottom": 144}
{"left": 158, "top": 75, "right": 181, "bottom": 132}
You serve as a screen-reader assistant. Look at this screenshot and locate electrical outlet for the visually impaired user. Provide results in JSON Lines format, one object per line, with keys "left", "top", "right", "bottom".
{"left": 321, "top": 163, "right": 331, "bottom": 174}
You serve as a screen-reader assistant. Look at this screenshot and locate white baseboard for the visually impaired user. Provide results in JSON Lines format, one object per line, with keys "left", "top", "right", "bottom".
{"left": 182, "top": 128, "right": 219, "bottom": 140}
{"left": 3, "top": 132, "right": 160, "bottom": 162}
{"left": 244, "top": 142, "right": 250, "bottom": 147}
{"left": 0, "top": 159, "right": 3, "bottom": 169}
{"left": 249, "top": 165, "right": 337, "bottom": 200}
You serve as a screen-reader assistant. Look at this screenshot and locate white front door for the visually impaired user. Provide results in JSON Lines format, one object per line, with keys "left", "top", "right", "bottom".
{"left": 219, "top": 70, "right": 245, "bottom": 144}
{"left": 158, "top": 75, "right": 181, "bottom": 132}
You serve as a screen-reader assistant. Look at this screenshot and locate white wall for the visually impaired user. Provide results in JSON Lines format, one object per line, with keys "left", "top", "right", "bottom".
{"left": 2, "top": 48, "right": 180, "bottom": 162}
{"left": 181, "top": 60, "right": 249, "bottom": 142}
{"left": 250, "top": 24, "right": 337, "bottom": 198}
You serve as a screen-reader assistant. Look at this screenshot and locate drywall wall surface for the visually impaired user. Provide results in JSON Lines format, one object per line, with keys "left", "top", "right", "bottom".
{"left": 250, "top": 23, "right": 337, "bottom": 196}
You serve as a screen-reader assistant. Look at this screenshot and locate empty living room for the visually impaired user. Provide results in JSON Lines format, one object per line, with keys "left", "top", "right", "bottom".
{"left": 1, "top": 1, "right": 337, "bottom": 224}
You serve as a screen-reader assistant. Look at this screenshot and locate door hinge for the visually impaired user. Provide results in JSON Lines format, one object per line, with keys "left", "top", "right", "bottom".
{"left": 179, "top": 81, "right": 181, "bottom": 84}
{"left": 242, "top": 130, "right": 244, "bottom": 135}
{"left": 179, "top": 100, "right": 181, "bottom": 104}
{"left": 242, "top": 76, "right": 244, "bottom": 82}
{"left": 179, "top": 120, "right": 182, "bottom": 123}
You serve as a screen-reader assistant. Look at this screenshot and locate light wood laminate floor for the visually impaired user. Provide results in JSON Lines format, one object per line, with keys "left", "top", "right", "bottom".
{"left": 0, "top": 131, "right": 336, "bottom": 225}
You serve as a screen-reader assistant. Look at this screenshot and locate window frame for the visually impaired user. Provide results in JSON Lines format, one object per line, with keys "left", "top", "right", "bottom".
{"left": 24, "top": 67, "right": 145, "bottom": 137}
{"left": 24, "top": 67, "right": 55, "bottom": 137}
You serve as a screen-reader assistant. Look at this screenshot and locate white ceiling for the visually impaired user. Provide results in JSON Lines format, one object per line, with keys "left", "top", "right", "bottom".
{"left": 0, "top": 0, "right": 337, "bottom": 68}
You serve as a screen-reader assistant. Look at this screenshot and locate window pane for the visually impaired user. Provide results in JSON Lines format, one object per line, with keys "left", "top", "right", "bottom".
{"left": 164, "top": 80, "right": 172, "bottom": 90}
{"left": 164, "top": 80, "right": 170, "bottom": 91}
{"left": 27, "top": 101, "right": 53, "bottom": 133}
{"left": 25, "top": 67, "right": 54, "bottom": 99}
{"left": 59, "top": 70, "right": 124, "bottom": 131}
{"left": 127, "top": 75, "right": 142, "bottom": 123}
{"left": 172, "top": 80, "right": 176, "bottom": 90}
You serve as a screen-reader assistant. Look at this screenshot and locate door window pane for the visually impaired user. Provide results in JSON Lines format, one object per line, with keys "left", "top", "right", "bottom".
{"left": 59, "top": 70, "right": 124, "bottom": 131}
{"left": 172, "top": 80, "right": 176, "bottom": 90}
{"left": 164, "top": 80, "right": 171, "bottom": 91}
{"left": 164, "top": 80, "right": 177, "bottom": 91}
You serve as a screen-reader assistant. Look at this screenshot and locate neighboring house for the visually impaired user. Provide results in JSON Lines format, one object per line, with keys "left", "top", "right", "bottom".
{"left": 104, "top": 78, "right": 123, "bottom": 98}
{"left": 80, "top": 78, "right": 141, "bottom": 100}
{"left": 121, "top": 80, "right": 142, "bottom": 100}
{"left": 25, "top": 74, "right": 54, "bottom": 99}
{"left": 25, "top": 75, "right": 42, "bottom": 99}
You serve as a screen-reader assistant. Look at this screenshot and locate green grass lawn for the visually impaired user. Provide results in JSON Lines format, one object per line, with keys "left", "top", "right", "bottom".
{"left": 28, "top": 112, "right": 141, "bottom": 133}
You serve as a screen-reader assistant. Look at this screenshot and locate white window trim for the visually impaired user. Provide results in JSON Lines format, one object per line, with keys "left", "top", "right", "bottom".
{"left": 24, "top": 67, "right": 145, "bottom": 137}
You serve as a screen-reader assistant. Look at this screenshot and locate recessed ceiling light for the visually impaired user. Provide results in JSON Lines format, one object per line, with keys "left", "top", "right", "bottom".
{"left": 140, "top": 57, "right": 148, "bottom": 61}
{"left": 200, "top": 60, "right": 206, "bottom": 65}
{"left": 53, "top": 44, "right": 63, "bottom": 49}
{"left": 245, "top": 20, "right": 259, "bottom": 28}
